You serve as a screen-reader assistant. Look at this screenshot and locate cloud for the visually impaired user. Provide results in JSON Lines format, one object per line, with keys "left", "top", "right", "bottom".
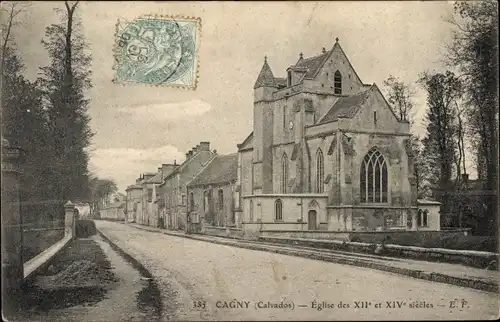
{"left": 117, "top": 99, "right": 213, "bottom": 122}
{"left": 89, "top": 145, "right": 185, "bottom": 192}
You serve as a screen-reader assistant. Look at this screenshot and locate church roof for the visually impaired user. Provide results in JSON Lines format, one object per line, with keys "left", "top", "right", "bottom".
{"left": 237, "top": 132, "right": 254, "bottom": 150}
{"left": 318, "top": 87, "right": 372, "bottom": 124}
{"left": 188, "top": 153, "right": 238, "bottom": 187}
{"left": 254, "top": 58, "right": 277, "bottom": 89}
{"left": 294, "top": 52, "right": 330, "bottom": 79}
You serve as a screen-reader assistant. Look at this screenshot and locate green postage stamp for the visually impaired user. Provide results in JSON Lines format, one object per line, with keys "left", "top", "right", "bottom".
{"left": 113, "top": 15, "right": 200, "bottom": 88}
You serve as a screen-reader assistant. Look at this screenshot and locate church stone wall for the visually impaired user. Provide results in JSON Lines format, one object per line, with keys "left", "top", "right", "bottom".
{"left": 305, "top": 45, "right": 365, "bottom": 96}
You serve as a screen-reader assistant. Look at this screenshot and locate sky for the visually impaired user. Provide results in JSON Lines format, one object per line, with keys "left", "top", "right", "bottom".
{"left": 7, "top": 1, "right": 468, "bottom": 193}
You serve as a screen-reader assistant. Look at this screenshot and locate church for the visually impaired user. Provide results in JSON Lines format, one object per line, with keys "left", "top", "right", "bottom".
{"left": 234, "top": 38, "right": 440, "bottom": 237}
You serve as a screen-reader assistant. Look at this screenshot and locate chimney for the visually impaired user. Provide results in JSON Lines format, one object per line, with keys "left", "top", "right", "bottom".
{"left": 322, "top": 47, "right": 326, "bottom": 54}
{"left": 199, "top": 141, "right": 210, "bottom": 151}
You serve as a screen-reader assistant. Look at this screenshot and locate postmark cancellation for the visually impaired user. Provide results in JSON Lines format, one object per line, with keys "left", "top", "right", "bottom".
{"left": 112, "top": 15, "right": 200, "bottom": 89}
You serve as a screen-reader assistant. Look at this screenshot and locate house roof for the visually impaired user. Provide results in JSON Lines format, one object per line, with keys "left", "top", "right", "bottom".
{"left": 144, "top": 172, "right": 163, "bottom": 184}
{"left": 188, "top": 153, "right": 238, "bottom": 187}
{"left": 126, "top": 184, "right": 143, "bottom": 191}
{"left": 254, "top": 58, "right": 277, "bottom": 89}
{"left": 318, "top": 87, "right": 373, "bottom": 124}
{"left": 159, "top": 150, "right": 210, "bottom": 186}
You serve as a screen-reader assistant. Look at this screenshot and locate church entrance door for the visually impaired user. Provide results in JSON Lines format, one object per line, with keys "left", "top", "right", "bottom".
{"left": 308, "top": 210, "right": 317, "bottom": 230}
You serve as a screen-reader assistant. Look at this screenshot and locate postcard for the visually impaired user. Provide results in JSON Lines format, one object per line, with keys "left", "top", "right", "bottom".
{"left": 1, "top": 1, "right": 498, "bottom": 321}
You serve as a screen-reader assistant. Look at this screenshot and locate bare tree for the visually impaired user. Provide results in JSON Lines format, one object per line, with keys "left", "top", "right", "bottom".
{"left": 383, "top": 75, "right": 416, "bottom": 124}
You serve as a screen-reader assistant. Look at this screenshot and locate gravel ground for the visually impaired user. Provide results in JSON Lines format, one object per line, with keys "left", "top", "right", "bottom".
{"left": 17, "top": 234, "right": 161, "bottom": 321}
{"left": 96, "top": 220, "right": 499, "bottom": 321}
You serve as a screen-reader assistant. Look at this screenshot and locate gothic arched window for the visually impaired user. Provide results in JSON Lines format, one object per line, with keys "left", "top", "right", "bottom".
{"left": 281, "top": 153, "right": 289, "bottom": 193}
{"left": 334, "top": 70, "right": 342, "bottom": 94}
{"left": 316, "top": 149, "right": 324, "bottom": 193}
{"left": 275, "top": 199, "right": 283, "bottom": 220}
{"left": 360, "top": 148, "right": 388, "bottom": 203}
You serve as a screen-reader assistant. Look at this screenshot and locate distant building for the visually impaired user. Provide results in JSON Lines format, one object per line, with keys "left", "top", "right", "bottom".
{"left": 158, "top": 142, "right": 216, "bottom": 230}
{"left": 125, "top": 177, "right": 143, "bottom": 223}
{"left": 187, "top": 153, "right": 238, "bottom": 232}
{"left": 99, "top": 200, "right": 125, "bottom": 221}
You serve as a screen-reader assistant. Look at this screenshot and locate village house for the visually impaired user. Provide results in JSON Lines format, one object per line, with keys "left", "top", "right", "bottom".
{"left": 186, "top": 153, "right": 238, "bottom": 233}
{"left": 125, "top": 176, "right": 144, "bottom": 223}
{"left": 158, "top": 142, "right": 216, "bottom": 230}
{"left": 128, "top": 163, "right": 179, "bottom": 227}
{"left": 235, "top": 38, "right": 441, "bottom": 238}
{"left": 99, "top": 200, "right": 126, "bottom": 221}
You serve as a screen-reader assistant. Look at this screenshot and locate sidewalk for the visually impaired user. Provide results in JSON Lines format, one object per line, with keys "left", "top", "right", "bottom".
{"left": 126, "top": 223, "right": 498, "bottom": 293}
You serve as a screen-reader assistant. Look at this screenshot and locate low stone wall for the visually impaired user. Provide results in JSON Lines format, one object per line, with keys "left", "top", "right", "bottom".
{"left": 261, "top": 230, "right": 350, "bottom": 241}
{"left": 259, "top": 236, "right": 498, "bottom": 269}
{"left": 348, "top": 230, "right": 470, "bottom": 243}
{"left": 22, "top": 229, "right": 65, "bottom": 263}
{"left": 203, "top": 226, "right": 244, "bottom": 239}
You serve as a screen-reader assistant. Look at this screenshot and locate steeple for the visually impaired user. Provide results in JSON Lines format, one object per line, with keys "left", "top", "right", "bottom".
{"left": 253, "top": 56, "right": 277, "bottom": 89}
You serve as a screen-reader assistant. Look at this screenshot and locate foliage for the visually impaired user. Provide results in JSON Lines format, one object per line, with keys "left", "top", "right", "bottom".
{"left": 37, "top": 1, "right": 94, "bottom": 202}
{"left": 383, "top": 75, "right": 415, "bottom": 123}
{"left": 88, "top": 177, "right": 118, "bottom": 215}
{"left": 418, "top": 71, "right": 463, "bottom": 218}
{"left": 444, "top": 0, "right": 498, "bottom": 235}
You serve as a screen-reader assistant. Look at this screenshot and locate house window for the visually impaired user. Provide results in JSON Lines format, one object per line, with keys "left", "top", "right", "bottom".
{"left": 181, "top": 194, "right": 186, "bottom": 205}
{"left": 275, "top": 199, "right": 283, "bottom": 221}
{"left": 374, "top": 111, "right": 377, "bottom": 126}
{"left": 316, "top": 148, "right": 324, "bottom": 193}
{"left": 218, "top": 189, "right": 224, "bottom": 210}
{"left": 287, "top": 70, "right": 292, "bottom": 87}
{"left": 249, "top": 200, "right": 254, "bottom": 222}
{"left": 189, "top": 192, "right": 195, "bottom": 211}
{"left": 334, "top": 70, "right": 342, "bottom": 94}
{"left": 281, "top": 153, "right": 289, "bottom": 193}
{"left": 147, "top": 188, "right": 153, "bottom": 203}
{"left": 360, "top": 147, "right": 388, "bottom": 203}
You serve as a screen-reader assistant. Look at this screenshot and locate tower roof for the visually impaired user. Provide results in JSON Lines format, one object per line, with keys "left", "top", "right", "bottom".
{"left": 253, "top": 56, "right": 277, "bottom": 89}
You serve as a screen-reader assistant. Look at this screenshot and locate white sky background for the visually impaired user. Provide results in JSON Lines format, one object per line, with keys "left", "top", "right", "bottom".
{"left": 8, "top": 1, "right": 474, "bottom": 192}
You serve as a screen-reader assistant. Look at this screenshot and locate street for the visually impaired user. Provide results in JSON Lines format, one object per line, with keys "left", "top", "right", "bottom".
{"left": 96, "top": 221, "right": 498, "bottom": 321}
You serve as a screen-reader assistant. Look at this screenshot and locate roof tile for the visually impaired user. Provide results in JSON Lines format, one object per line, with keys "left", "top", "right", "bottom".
{"left": 188, "top": 154, "right": 238, "bottom": 187}
{"left": 318, "top": 88, "right": 372, "bottom": 124}
{"left": 254, "top": 60, "right": 277, "bottom": 89}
